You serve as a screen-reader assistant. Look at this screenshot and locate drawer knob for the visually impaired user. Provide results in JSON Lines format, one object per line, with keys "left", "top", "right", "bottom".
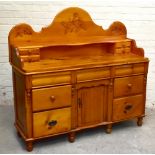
{"left": 50, "top": 96, "right": 55, "bottom": 102}
{"left": 127, "top": 83, "right": 132, "bottom": 88}
{"left": 125, "top": 104, "right": 132, "bottom": 110}
{"left": 48, "top": 120, "right": 57, "bottom": 127}
{"left": 124, "top": 104, "right": 133, "bottom": 114}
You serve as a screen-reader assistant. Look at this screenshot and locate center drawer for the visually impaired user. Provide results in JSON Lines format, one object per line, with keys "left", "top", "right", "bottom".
{"left": 77, "top": 67, "right": 110, "bottom": 82}
{"left": 114, "top": 75, "right": 144, "bottom": 98}
{"left": 32, "top": 85, "right": 71, "bottom": 112}
{"left": 33, "top": 107, "right": 71, "bottom": 138}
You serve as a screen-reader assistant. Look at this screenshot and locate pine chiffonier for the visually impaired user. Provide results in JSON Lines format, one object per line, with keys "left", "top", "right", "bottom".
{"left": 8, "top": 7, "right": 149, "bottom": 151}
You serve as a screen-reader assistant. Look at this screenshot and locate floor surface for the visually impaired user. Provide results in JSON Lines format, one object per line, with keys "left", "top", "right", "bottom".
{"left": 0, "top": 105, "right": 155, "bottom": 153}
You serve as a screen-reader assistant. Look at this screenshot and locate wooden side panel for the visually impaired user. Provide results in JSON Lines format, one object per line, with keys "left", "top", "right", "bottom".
{"left": 131, "top": 40, "right": 144, "bottom": 56}
{"left": 78, "top": 85, "right": 108, "bottom": 127}
{"left": 13, "top": 70, "right": 27, "bottom": 135}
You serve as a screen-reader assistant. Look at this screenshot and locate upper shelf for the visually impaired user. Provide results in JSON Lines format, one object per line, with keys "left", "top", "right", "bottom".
{"left": 8, "top": 7, "right": 127, "bottom": 48}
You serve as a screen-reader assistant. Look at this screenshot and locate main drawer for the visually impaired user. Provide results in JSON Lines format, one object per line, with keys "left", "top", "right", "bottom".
{"left": 32, "top": 85, "right": 71, "bottom": 112}
{"left": 114, "top": 75, "right": 144, "bottom": 98}
{"left": 33, "top": 107, "right": 71, "bottom": 138}
{"left": 113, "top": 95, "right": 144, "bottom": 121}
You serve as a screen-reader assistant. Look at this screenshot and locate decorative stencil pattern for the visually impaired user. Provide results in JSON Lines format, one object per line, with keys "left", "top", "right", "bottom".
{"left": 61, "top": 12, "right": 86, "bottom": 34}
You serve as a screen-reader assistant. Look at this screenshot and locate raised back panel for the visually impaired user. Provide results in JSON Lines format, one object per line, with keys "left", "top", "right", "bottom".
{"left": 8, "top": 7, "right": 145, "bottom": 70}
{"left": 8, "top": 7, "right": 127, "bottom": 48}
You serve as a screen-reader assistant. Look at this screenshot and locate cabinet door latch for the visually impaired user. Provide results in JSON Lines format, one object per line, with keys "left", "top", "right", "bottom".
{"left": 78, "top": 98, "right": 82, "bottom": 108}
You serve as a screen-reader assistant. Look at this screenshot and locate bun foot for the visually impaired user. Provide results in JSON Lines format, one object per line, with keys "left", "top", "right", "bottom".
{"left": 106, "top": 124, "right": 112, "bottom": 134}
{"left": 17, "top": 131, "right": 21, "bottom": 138}
{"left": 137, "top": 117, "right": 143, "bottom": 126}
{"left": 68, "top": 132, "right": 75, "bottom": 143}
{"left": 26, "top": 141, "right": 33, "bottom": 152}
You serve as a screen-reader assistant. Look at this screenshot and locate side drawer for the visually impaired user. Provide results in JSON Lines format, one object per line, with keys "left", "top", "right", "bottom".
{"left": 114, "top": 63, "right": 145, "bottom": 77}
{"left": 32, "top": 85, "right": 71, "bottom": 112}
{"left": 114, "top": 75, "right": 144, "bottom": 98}
{"left": 114, "top": 41, "right": 131, "bottom": 54}
{"left": 32, "top": 72, "right": 71, "bottom": 87}
{"left": 113, "top": 95, "right": 144, "bottom": 121}
{"left": 33, "top": 107, "right": 71, "bottom": 138}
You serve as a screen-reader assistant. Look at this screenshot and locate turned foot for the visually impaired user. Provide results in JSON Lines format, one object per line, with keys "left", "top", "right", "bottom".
{"left": 68, "top": 132, "right": 75, "bottom": 143}
{"left": 26, "top": 141, "right": 33, "bottom": 152}
{"left": 17, "top": 131, "right": 21, "bottom": 138}
{"left": 137, "top": 117, "right": 143, "bottom": 126}
{"left": 106, "top": 124, "right": 112, "bottom": 134}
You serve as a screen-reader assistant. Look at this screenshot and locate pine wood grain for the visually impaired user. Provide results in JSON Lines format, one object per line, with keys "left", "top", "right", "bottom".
{"left": 8, "top": 7, "right": 149, "bottom": 151}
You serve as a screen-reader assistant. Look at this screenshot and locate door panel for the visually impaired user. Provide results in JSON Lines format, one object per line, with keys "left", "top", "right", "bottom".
{"left": 78, "top": 85, "right": 108, "bottom": 127}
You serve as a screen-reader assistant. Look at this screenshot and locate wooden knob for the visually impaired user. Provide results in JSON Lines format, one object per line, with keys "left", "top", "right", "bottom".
{"left": 127, "top": 83, "right": 132, "bottom": 88}
{"left": 50, "top": 96, "right": 55, "bottom": 102}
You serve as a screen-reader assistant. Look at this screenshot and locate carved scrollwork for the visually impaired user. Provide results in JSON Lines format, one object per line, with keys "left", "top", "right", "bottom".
{"left": 61, "top": 12, "right": 86, "bottom": 34}
{"left": 109, "top": 21, "right": 127, "bottom": 36}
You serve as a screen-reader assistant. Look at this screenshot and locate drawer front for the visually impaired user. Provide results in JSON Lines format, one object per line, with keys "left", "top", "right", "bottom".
{"left": 32, "top": 72, "right": 71, "bottom": 87}
{"left": 115, "top": 41, "right": 131, "bottom": 48}
{"left": 32, "top": 85, "right": 71, "bottom": 111}
{"left": 115, "top": 41, "right": 131, "bottom": 54}
{"left": 113, "top": 95, "right": 144, "bottom": 121}
{"left": 114, "top": 63, "right": 145, "bottom": 77}
{"left": 115, "top": 65, "right": 133, "bottom": 76}
{"left": 33, "top": 107, "right": 71, "bottom": 138}
{"left": 114, "top": 75, "right": 144, "bottom": 98}
{"left": 77, "top": 68, "right": 110, "bottom": 82}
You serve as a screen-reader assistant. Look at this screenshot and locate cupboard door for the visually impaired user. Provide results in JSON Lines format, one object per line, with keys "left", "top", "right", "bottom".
{"left": 77, "top": 85, "right": 108, "bottom": 127}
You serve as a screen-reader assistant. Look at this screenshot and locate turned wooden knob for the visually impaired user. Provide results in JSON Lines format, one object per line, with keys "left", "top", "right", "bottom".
{"left": 50, "top": 96, "right": 55, "bottom": 102}
{"left": 127, "top": 83, "right": 132, "bottom": 88}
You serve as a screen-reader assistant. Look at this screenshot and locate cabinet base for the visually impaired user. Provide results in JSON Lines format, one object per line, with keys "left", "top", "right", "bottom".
{"left": 15, "top": 117, "right": 145, "bottom": 151}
